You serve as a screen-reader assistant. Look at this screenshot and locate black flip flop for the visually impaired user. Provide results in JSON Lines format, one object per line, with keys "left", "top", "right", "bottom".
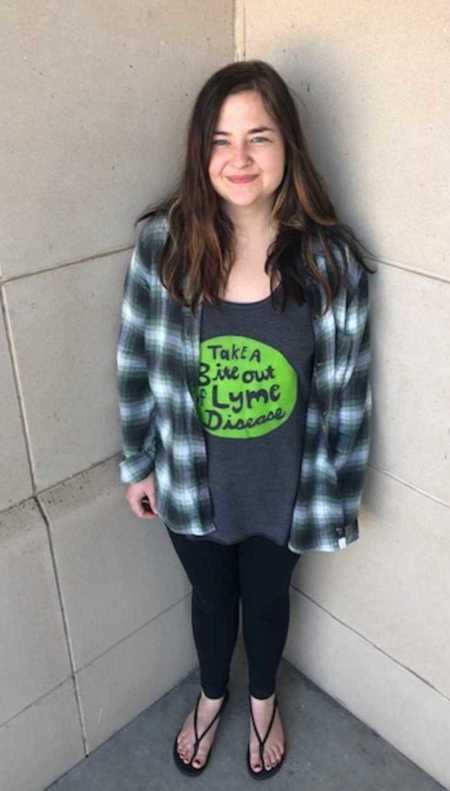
{"left": 173, "top": 688, "right": 230, "bottom": 775}
{"left": 247, "top": 693, "right": 286, "bottom": 780}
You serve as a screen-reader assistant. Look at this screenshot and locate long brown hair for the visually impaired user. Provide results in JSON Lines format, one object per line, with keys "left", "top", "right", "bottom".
{"left": 135, "top": 59, "right": 377, "bottom": 316}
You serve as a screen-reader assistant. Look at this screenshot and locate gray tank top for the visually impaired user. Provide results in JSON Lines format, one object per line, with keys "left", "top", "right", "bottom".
{"left": 187, "top": 281, "right": 315, "bottom": 547}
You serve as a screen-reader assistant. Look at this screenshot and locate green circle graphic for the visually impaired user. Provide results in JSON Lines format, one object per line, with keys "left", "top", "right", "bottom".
{"left": 194, "top": 334, "right": 298, "bottom": 439}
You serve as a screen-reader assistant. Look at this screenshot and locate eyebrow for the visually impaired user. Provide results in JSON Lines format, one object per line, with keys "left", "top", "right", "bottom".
{"left": 213, "top": 126, "right": 276, "bottom": 135}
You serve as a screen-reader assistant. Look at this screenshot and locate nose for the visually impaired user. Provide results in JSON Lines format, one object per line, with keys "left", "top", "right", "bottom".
{"left": 230, "top": 142, "right": 252, "bottom": 167}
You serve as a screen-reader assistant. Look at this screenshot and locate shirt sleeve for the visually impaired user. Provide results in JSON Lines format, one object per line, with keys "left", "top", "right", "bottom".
{"left": 333, "top": 264, "right": 372, "bottom": 523}
{"left": 116, "top": 239, "right": 157, "bottom": 484}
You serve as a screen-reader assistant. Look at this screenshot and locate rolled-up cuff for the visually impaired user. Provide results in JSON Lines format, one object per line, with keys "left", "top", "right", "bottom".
{"left": 119, "top": 451, "right": 155, "bottom": 484}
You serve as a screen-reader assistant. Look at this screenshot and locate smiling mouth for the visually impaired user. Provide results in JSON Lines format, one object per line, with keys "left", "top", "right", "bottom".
{"left": 227, "top": 175, "right": 258, "bottom": 184}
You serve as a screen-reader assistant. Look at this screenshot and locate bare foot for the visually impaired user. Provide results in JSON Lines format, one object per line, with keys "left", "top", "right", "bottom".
{"left": 249, "top": 692, "right": 285, "bottom": 773}
{"left": 176, "top": 689, "right": 225, "bottom": 769}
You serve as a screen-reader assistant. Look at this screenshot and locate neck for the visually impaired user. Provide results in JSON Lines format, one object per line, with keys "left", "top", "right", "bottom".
{"left": 222, "top": 200, "right": 278, "bottom": 244}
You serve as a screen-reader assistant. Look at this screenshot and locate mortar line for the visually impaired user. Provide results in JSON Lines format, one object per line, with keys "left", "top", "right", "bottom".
{"left": 290, "top": 586, "right": 450, "bottom": 702}
{"left": 234, "top": 0, "right": 246, "bottom": 61}
{"left": 0, "top": 286, "right": 91, "bottom": 751}
{"left": 0, "top": 457, "right": 448, "bottom": 520}
{"left": 0, "top": 244, "right": 133, "bottom": 286}
{"left": 0, "top": 591, "right": 191, "bottom": 731}
{"left": 1, "top": 249, "right": 449, "bottom": 289}
{"left": 0, "top": 286, "right": 36, "bottom": 494}
{"left": 34, "top": 495, "right": 90, "bottom": 754}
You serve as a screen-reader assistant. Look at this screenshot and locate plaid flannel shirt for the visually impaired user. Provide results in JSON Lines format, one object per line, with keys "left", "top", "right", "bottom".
{"left": 116, "top": 213, "right": 372, "bottom": 553}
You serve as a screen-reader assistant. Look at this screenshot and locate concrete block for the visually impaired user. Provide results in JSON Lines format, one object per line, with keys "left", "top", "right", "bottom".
{"left": 78, "top": 594, "right": 196, "bottom": 752}
{"left": 4, "top": 249, "right": 128, "bottom": 489}
{"left": 0, "top": 500, "right": 70, "bottom": 725}
{"left": 0, "top": 679, "right": 83, "bottom": 791}
{"left": 39, "top": 458, "right": 191, "bottom": 669}
{"left": 292, "top": 466, "right": 450, "bottom": 698}
{"left": 285, "top": 589, "right": 450, "bottom": 788}
{"left": 1, "top": 1, "right": 234, "bottom": 278}
{"left": 369, "top": 265, "right": 450, "bottom": 503}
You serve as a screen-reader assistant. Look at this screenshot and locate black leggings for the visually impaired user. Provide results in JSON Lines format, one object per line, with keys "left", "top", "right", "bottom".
{"left": 166, "top": 528, "right": 301, "bottom": 700}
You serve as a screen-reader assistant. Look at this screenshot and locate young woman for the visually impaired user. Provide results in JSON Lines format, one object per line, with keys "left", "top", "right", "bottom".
{"left": 117, "top": 59, "right": 376, "bottom": 779}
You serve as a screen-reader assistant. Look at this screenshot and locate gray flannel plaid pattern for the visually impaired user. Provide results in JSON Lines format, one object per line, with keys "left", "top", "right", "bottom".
{"left": 116, "top": 214, "right": 372, "bottom": 553}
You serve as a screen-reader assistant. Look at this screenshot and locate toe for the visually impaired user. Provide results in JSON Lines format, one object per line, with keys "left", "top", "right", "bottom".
{"left": 250, "top": 751, "right": 263, "bottom": 772}
{"left": 265, "top": 749, "right": 277, "bottom": 770}
{"left": 191, "top": 746, "right": 204, "bottom": 768}
{"left": 179, "top": 745, "right": 192, "bottom": 763}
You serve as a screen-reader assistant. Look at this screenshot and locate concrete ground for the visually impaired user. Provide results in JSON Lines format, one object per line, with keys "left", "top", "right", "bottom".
{"left": 46, "top": 636, "right": 444, "bottom": 791}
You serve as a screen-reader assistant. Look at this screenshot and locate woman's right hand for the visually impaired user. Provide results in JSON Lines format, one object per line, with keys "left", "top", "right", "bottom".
{"left": 126, "top": 473, "right": 159, "bottom": 519}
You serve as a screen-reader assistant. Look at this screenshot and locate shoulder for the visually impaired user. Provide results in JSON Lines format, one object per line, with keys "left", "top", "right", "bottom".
{"left": 311, "top": 236, "right": 366, "bottom": 299}
{"left": 137, "top": 210, "right": 170, "bottom": 263}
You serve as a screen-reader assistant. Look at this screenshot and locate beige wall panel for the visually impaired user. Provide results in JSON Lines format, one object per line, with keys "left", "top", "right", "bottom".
{"left": 1, "top": 1, "right": 233, "bottom": 279}
{"left": 293, "top": 466, "right": 450, "bottom": 698}
{"left": 4, "top": 249, "right": 129, "bottom": 490}
{"left": 244, "top": 0, "right": 450, "bottom": 278}
{"left": 39, "top": 459, "right": 191, "bottom": 669}
{"left": 285, "top": 590, "right": 450, "bottom": 788}
{"left": 0, "top": 500, "right": 70, "bottom": 725}
{"left": 0, "top": 679, "right": 83, "bottom": 791}
{"left": 0, "top": 315, "right": 31, "bottom": 510}
{"left": 369, "top": 264, "right": 449, "bottom": 503}
{"left": 78, "top": 594, "right": 196, "bottom": 752}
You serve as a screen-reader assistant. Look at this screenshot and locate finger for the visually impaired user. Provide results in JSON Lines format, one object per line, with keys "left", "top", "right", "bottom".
{"left": 138, "top": 497, "right": 159, "bottom": 519}
{"left": 148, "top": 498, "right": 159, "bottom": 515}
{"left": 128, "top": 497, "right": 149, "bottom": 519}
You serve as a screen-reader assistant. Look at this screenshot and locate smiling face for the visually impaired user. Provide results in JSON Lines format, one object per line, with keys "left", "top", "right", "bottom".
{"left": 208, "top": 90, "right": 286, "bottom": 216}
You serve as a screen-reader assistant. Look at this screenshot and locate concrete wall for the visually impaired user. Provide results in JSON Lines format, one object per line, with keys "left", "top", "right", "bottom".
{"left": 1, "top": 1, "right": 449, "bottom": 790}
{"left": 0, "top": 2, "right": 234, "bottom": 790}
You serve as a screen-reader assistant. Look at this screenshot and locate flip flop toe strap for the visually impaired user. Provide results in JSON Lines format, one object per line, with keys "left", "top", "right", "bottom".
{"left": 249, "top": 695, "right": 278, "bottom": 766}
{"left": 189, "top": 690, "right": 227, "bottom": 766}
